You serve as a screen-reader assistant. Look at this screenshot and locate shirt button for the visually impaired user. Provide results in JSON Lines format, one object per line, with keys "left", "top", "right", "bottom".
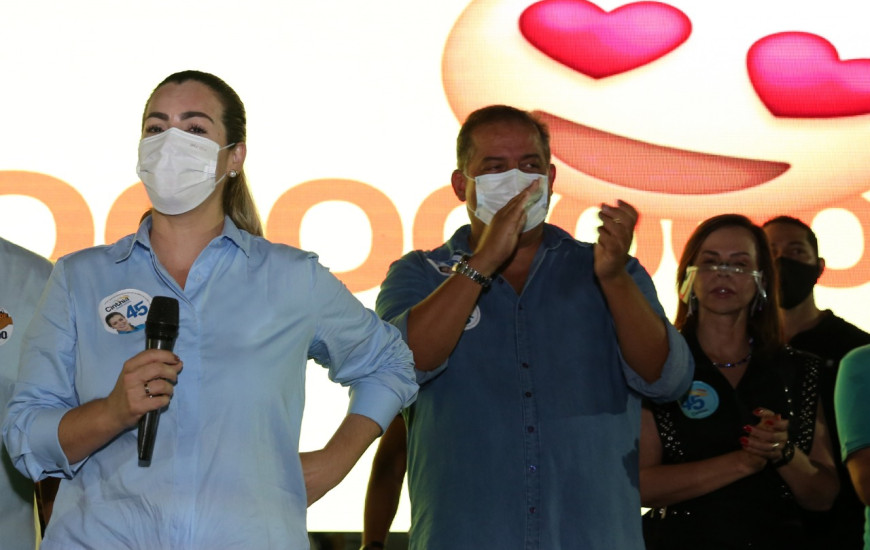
{"left": 527, "top": 426, "right": 535, "bottom": 433}
{"left": 529, "top": 465, "right": 537, "bottom": 472}
{"left": 522, "top": 363, "right": 530, "bottom": 369}
{"left": 524, "top": 392, "right": 532, "bottom": 397}
{"left": 529, "top": 507, "right": 536, "bottom": 514}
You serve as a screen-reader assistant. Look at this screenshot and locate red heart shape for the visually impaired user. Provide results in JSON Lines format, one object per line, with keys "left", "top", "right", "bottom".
{"left": 519, "top": 0, "right": 691, "bottom": 79}
{"left": 747, "top": 32, "right": 870, "bottom": 118}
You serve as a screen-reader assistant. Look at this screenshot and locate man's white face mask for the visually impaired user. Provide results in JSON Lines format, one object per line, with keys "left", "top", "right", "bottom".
{"left": 469, "top": 169, "right": 548, "bottom": 232}
{"left": 137, "top": 127, "right": 233, "bottom": 215}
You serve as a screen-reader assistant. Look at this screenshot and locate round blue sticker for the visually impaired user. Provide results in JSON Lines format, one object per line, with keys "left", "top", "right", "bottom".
{"left": 679, "top": 380, "right": 719, "bottom": 419}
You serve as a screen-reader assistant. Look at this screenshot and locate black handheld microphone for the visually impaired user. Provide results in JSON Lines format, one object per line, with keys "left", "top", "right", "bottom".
{"left": 138, "top": 296, "right": 179, "bottom": 466}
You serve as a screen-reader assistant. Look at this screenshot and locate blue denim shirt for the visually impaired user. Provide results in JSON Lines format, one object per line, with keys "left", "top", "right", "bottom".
{"left": 3, "top": 216, "right": 417, "bottom": 549}
{"left": 377, "top": 224, "right": 692, "bottom": 550}
{"left": 0, "top": 237, "right": 52, "bottom": 550}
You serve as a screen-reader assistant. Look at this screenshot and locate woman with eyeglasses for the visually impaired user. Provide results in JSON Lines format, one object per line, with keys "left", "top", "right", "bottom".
{"left": 639, "top": 214, "right": 839, "bottom": 549}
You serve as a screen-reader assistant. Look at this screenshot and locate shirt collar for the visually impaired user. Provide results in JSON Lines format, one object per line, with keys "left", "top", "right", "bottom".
{"left": 539, "top": 223, "right": 575, "bottom": 251}
{"left": 112, "top": 215, "right": 251, "bottom": 264}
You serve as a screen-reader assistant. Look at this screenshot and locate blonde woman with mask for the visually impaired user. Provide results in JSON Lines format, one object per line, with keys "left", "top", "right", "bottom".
{"left": 3, "top": 70, "right": 417, "bottom": 550}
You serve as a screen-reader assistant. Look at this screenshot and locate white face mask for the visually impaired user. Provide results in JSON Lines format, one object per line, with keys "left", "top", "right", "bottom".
{"left": 136, "top": 127, "right": 232, "bottom": 215}
{"left": 470, "top": 168, "right": 548, "bottom": 232}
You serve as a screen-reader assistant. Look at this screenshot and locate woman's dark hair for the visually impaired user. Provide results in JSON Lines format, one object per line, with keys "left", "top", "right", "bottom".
{"left": 675, "top": 214, "right": 782, "bottom": 353}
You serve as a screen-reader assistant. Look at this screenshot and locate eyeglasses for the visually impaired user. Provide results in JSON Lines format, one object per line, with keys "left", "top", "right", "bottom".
{"left": 687, "top": 264, "right": 762, "bottom": 278}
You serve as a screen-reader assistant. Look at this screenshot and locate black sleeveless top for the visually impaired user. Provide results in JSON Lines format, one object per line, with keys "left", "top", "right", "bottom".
{"left": 643, "top": 335, "right": 822, "bottom": 550}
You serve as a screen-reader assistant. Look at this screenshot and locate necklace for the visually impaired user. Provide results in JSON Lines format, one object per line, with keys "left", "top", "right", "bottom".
{"left": 711, "top": 352, "right": 752, "bottom": 369}
{"left": 710, "top": 338, "right": 754, "bottom": 368}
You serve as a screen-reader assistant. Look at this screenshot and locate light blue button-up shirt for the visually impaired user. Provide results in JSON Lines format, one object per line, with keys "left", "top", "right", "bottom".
{"left": 0, "top": 237, "right": 53, "bottom": 550}
{"left": 377, "top": 224, "right": 693, "bottom": 550}
{"left": 3, "top": 217, "right": 417, "bottom": 549}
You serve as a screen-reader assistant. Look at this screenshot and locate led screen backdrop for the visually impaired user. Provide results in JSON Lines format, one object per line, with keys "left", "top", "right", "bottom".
{"left": 2, "top": 0, "right": 869, "bottom": 532}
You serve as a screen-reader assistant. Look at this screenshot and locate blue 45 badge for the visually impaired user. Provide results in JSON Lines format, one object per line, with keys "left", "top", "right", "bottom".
{"left": 99, "top": 290, "right": 152, "bottom": 335}
{"left": 679, "top": 381, "right": 719, "bottom": 419}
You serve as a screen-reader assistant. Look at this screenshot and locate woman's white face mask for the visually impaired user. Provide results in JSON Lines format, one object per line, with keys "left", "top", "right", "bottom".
{"left": 136, "top": 127, "right": 233, "bottom": 215}
{"left": 469, "top": 169, "right": 548, "bottom": 232}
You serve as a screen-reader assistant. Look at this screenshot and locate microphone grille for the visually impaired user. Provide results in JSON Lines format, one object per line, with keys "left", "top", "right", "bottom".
{"left": 145, "top": 296, "right": 179, "bottom": 339}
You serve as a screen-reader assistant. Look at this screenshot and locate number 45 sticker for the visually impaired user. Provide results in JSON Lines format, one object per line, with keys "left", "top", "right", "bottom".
{"left": 127, "top": 300, "right": 149, "bottom": 320}
{"left": 99, "top": 290, "right": 153, "bottom": 334}
{"left": 679, "top": 380, "right": 719, "bottom": 420}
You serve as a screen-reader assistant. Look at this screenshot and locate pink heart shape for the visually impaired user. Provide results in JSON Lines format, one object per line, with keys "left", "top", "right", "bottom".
{"left": 519, "top": 0, "right": 691, "bottom": 79}
{"left": 747, "top": 32, "right": 870, "bottom": 118}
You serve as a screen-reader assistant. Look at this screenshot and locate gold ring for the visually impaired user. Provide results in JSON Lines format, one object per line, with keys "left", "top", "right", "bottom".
{"left": 613, "top": 218, "right": 622, "bottom": 224}
{"left": 771, "top": 442, "right": 781, "bottom": 449}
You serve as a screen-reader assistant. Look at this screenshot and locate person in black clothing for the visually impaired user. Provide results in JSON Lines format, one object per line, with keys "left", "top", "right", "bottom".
{"left": 640, "top": 214, "right": 839, "bottom": 549}
{"left": 764, "top": 215, "right": 870, "bottom": 549}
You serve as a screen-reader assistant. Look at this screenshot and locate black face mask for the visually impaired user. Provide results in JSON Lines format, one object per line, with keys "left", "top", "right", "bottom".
{"left": 776, "top": 257, "right": 820, "bottom": 310}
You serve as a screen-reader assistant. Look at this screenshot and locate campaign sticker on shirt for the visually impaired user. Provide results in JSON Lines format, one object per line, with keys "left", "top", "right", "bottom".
{"left": 99, "top": 289, "right": 152, "bottom": 335}
{"left": 0, "top": 308, "right": 14, "bottom": 346}
{"left": 464, "top": 305, "right": 481, "bottom": 331}
{"left": 679, "top": 380, "right": 719, "bottom": 419}
{"left": 426, "top": 253, "right": 465, "bottom": 277}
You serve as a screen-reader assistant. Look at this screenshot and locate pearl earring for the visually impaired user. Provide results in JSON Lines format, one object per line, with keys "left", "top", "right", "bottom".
{"left": 229, "top": 170, "right": 238, "bottom": 178}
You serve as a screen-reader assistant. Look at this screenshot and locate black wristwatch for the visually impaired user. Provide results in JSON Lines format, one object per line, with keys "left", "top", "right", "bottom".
{"left": 771, "top": 440, "right": 795, "bottom": 468}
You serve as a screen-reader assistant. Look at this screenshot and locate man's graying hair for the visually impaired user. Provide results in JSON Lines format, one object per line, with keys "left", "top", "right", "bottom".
{"left": 456, "top": 105, "right": 551, "bottom": 173}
